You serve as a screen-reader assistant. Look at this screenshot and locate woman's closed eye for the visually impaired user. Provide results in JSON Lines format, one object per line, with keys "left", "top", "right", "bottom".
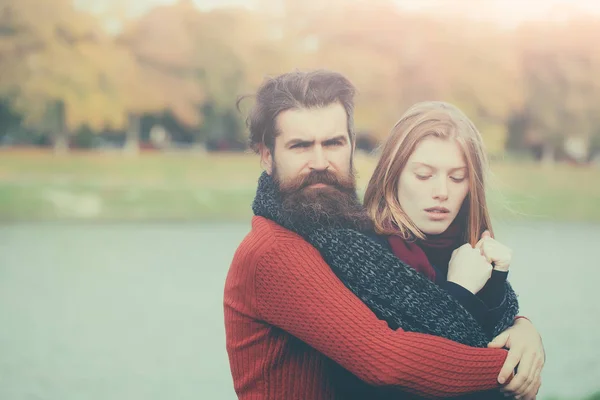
{"left": 450, "top": 176, "right": 466, "bottom": 183}
{"left": 415, "top": 173, "right": 465, "bottom": 182}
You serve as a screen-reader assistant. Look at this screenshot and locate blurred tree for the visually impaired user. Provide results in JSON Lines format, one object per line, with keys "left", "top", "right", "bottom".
{"left": 297, "top": 1, "right": 523, "bottom": 155}
{"left": 296, "top": 1, "right": 413, "bottom": 139}
{"left": 440, "top": 25, "right": 524, "bottom": 156}
{"left": 1, "top": 0, "right": 600, "bottom": 159}
{"left": 516, "top": 18, "right": 600, "bottom": 162}
{"left": 192, "top": 8, "right": 259, "bottom": 144}
{"left": 0, "top": 98, "right": 22, "bottom": 144}
{"left": 119, "top": 2, "right": 279, "bottom": 147}
{"left": 117, "top": 0, "right": 205, "bottom": 152}
{"left": 0, "top": 0, "right": 147, "bottom": 153}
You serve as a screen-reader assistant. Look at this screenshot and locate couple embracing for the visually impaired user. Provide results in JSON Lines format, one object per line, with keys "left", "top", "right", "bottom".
{"left": 224, "top": 70, "right": 545, "bottom": 400}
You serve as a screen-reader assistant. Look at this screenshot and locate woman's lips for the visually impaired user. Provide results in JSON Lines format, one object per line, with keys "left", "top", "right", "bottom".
{"left": 424, "top": 207, "right": 450, "bottom": 220}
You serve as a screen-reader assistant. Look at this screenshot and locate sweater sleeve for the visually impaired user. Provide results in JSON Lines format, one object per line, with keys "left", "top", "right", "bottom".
{"left": 253, "top": 234, "right": 509, "bottom": 399}
{"left": 440, "top": 271, "right": 511, "bottom": 338}
{"left": 440, "top": 281, "right": 488, "bottom": 329}
{"left": 478, "top": 270, "right": 508, "bottom": 308}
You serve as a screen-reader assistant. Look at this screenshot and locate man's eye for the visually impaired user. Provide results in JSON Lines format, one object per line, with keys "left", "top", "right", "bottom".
{"left": 326, "top": 140, "right": 343, "bottom": 147}
{"left": 291, "top": 143, "right": 309, "bottom": 149}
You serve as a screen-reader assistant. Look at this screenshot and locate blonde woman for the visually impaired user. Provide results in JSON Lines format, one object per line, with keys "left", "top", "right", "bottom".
{"left": 362, "top": 101, "right": 543, "bottom": 399}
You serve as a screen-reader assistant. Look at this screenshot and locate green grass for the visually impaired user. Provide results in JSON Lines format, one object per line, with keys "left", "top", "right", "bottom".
{"left": 1, "top": 149, "right": 599, "bottom": 222}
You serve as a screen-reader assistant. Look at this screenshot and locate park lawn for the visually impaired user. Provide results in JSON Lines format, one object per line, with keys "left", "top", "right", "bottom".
{"left": 0, "top": 149, "right": 599, "bottom": 223}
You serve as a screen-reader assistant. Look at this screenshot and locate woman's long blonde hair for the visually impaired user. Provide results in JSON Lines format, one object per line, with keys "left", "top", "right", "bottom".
{"left": 364, "top": 101, "right": 493, "bottom": 246}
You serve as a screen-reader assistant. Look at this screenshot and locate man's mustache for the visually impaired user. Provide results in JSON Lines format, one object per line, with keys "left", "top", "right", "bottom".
{"left": 281, "top": 170, "right": 354, "bottom": 193}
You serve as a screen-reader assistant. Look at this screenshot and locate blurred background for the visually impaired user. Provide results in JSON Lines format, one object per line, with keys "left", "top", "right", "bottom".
{"left": 0, "top": 0, "right": 599, "bottom": 399}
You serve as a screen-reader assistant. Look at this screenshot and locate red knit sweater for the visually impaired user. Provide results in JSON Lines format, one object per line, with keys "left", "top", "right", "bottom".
{"left": 224, "top": 217, "right": 509, "bottom": 399}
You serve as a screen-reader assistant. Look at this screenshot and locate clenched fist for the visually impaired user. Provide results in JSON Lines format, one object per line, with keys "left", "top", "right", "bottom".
{"left": 475, "top": 230, "right": 513, "bottom": 272}
{"left": 447, "top": 243, "right": 493, "bottom": 294}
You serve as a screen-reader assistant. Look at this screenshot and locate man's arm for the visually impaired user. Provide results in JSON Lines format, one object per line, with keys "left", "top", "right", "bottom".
{"left": 488, "top": 317, "right": 545, "bottom": 400}
{"left": 253, "top": 235, "right": 509, "bottom": 398}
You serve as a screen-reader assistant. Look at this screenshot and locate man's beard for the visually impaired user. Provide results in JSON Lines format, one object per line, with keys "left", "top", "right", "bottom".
{"left": 273, "top": 166, "right": 373, "bottom": 232}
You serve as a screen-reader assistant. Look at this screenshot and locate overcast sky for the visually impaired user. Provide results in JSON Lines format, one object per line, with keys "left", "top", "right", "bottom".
{"left": 75, "top": 0, "right": 600, "bottom": 30}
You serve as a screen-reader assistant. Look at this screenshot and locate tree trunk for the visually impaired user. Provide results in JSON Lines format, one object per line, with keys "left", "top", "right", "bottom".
{"left": 50, "top": 99, "right": 68, "bottom": 154}
{"left": 53, "top": 129, "right": 69, "bottom": 155}
{"left": 541, "top": 141, "right": 555, "bottom": 166}
{"left": 124, "top": 113, "right": 140, "bottom": 155}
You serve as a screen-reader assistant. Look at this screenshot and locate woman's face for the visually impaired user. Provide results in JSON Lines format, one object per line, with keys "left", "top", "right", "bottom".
{"left": 397, "top": 137, "right": 470, "bottom": 235}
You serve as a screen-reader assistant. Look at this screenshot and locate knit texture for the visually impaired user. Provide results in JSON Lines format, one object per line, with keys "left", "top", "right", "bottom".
{"left": 252, "top": 172, "right": 519, "bottom": 345}
{"left": 224, "top": 216, "right": 510, "bottom": 399}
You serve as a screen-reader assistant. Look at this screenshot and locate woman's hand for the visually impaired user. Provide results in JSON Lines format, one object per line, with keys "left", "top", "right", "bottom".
{"left": 447, "top": 243, "right": 493, "bottom": 294}
{"left": 475, "top": 230, "right": 513, "bottom": 272}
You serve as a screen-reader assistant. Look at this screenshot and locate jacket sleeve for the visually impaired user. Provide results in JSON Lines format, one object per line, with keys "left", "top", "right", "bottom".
{"left": 253, "top": 236, "right": 508, "bottom": 399}
{"left": 440, "top": 281, "right": 490, "bottom": 332}
{"left": 441, "top": 270, "right": 518, "bottom": 339}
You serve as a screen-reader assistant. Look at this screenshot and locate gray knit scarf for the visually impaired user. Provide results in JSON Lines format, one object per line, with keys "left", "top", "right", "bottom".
{"left": 252, "top": 172, "right": 519, "bottom": 347}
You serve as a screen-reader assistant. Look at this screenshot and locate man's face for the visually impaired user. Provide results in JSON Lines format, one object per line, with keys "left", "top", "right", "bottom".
{"left": 261, "top": 102, "right": 353, "bottom": 189}
{"left": 261, "top": 102, "right": 371, "bottom": 230}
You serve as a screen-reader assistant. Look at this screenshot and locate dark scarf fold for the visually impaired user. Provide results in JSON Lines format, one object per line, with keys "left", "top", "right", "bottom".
{"left": 388, "top": 220, "right": 462, "bottom": 281}
{"left": 252, "top": 172, "right": 519, "bottom": 347}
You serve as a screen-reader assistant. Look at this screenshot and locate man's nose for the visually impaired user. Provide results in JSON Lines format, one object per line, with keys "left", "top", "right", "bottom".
{"left": 308, "top": 146, "right": 330, "bottom": 171}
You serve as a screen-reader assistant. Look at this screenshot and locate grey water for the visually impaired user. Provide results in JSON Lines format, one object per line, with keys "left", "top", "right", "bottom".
{"left": 0, "top": 221, "right": 598, "bottom": 399}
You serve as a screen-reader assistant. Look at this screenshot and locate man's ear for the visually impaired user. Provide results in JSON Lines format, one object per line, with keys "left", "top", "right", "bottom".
{"left": 259, "top": 145, "right": 273, "bottom": 175}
